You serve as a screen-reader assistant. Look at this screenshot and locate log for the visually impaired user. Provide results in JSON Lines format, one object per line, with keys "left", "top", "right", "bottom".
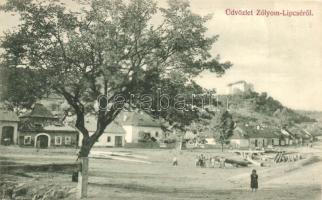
{"left": 246, "top": 157, "right": 263, "bottom": 166}
{"left": 225, "top": 159, "right": 249, "bottom": 167}
{"left": 274, "top": 152, "right": 281, "bottom": 163}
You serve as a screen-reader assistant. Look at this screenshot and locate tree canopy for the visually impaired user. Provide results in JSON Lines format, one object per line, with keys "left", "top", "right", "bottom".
{"left": 0, "top": 0, "right": 232, "bottom": 156}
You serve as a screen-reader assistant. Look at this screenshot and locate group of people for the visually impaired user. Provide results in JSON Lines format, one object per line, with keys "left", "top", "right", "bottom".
{"left": 172, "top": 154, "right": 259, "bottom": 192}
{"left": 195, "top": 154, "right": 226, "bottom": 168}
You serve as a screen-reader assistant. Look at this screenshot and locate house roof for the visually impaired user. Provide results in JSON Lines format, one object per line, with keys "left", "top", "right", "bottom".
{"left": 43, "top": 125, "right": 78, "bottom": 133}
{"left": 0, "top": 109, "right": 19, "bottom": 122}
{"left": 231, "top": 127, "right": 248, "bottom": 139}
{"left": 85, "top": 115, "right": 125, "bottom": 134}
{"left": 116, "top": 111, "right": 161, "bottom": 127}
{"left": 287, "top": 127, "right": 311, "bottom": 139}
{"left": 20, "top": 103, "right": 57, "bottom": 119}
{"left": 227, "top": 80, "right": 246, "bottom": 87}
{"left": 231, "top": 125, "right": 279, "bottom": 139}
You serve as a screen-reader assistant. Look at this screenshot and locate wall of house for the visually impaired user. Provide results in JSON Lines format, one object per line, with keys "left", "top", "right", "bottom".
{"left": 19, "top": 131, "right": 78, "bottom": 147}
{"left": 271, "top": 138, "right": 280, "bottom": 146}
{"left": 94, "top": 132, "right": 123, "bottom": 147}
{"left": 124, "top": 125, "right": 163, "bottom": 143}
{"left": 123, "top": 125, "right": 133, "bottom": 143}
{"left": 0, "top": 121, "right": 18, "bottom": 145}
{"left": 249, "top": 138, "right": 279, "bottom": 148}
{"left": 78, "top": 132, "right": 125, "bottom": 147}
{"left": 230, "top": 139, "right": 249, "bottom": 148}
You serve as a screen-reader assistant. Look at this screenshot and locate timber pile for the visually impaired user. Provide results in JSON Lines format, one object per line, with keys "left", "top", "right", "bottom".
{"left": 274, "top": 152, "right": 302, "bottom": 163}
{"left": 230, "top": 150, "right": 265, "bottom": 167}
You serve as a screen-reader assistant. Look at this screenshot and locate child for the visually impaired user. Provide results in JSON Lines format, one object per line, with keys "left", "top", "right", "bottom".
{"left": 172, "top": 157, "right": 178, "bottom": 166}
{"left": 250, "top": 169, "right": 258, "bottom": 192}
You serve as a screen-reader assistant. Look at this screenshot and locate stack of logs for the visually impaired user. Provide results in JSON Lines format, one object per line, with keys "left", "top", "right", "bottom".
{"left": 274, "top": 152, "right": 302, "bottom": 163}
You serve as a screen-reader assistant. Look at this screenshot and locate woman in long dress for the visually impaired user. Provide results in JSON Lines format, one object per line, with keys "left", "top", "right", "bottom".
{"left": 250, "top": 169, "right": 258, "bottom": 192}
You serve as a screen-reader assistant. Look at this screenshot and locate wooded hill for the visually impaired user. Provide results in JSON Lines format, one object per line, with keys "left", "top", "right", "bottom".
{"left": 218, "top": 91, "right": 316, "bottom": 127}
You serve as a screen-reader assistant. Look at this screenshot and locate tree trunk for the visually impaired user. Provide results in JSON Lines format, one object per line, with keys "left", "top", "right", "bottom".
{"left": 76, "top": 125, "right": 106, "bottom": 198}
{"left": 221, "top": 142, "right": 224, "bottom": 152}
{"left": 77, "top": 157, "right": 89, "bottom": 199}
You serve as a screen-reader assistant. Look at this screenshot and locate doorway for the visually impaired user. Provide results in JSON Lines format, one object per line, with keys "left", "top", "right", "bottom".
{"left": 1, "top": 126, "right": 14, "bottom": 145}
{"left": 35, "top": 134, "right": 50, "bottom": 148}
{"left": 115, "top": 136, "right": 123, "bottom": 147}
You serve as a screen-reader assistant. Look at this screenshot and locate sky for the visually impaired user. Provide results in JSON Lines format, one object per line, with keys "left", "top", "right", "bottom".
{"left": 0, "top": 0, "right": 321, "bottom": 111}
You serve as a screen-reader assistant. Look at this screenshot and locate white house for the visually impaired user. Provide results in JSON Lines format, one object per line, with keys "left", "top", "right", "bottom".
{"left": 230, "top": 127, "right": 250, "bottom": 148}
{"left": 78, "top": 115, "right": 126, "bottom": 147}
{"left": 0, "top": 109, "right": 19, "bottom": 145}
{"left": 227, "top": 81, "right": 254, "bottom": 94}
{"left": 116, "top": 111, "right": 163, "bottom": 144}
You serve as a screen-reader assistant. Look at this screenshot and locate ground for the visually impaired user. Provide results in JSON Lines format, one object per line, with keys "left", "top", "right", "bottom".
{"left": 0, "top": 143, "right": 322, "bottom": 200}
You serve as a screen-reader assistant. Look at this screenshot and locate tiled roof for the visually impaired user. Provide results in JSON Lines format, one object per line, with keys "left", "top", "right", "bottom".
{"left": 43, "top": 125, "right": 78, "bottom": 132}
{"left": 85, "top": 115, "right": 125, "bottom": 134}
{"left": 116, "top": 111, "right": 161, "bottom": 127}
{"left": 0, "top": 109, "right": 19, "bottom": 122}
{"left": 231, "top": 127, "right": 248, "bottom": 139}
{"left": 20, "top": 103, "right": 57, "bottom": 119}
{"left": 231, "top": 125, "right": 279, "bottom": 139}
{"left": 287, "top": 127, "right": 312, "bottom": 139}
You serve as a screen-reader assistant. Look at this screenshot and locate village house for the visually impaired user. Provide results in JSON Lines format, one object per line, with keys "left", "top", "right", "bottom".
{"left": 230, "top": 125, "right": 280, "bottom": 149}
{"left": 18, "top": 103, "right": 79, "bottom": 148}
{"left": 301, "top": 123, "right": 322, "bottom": 141}
{"left": 38, "top": 93, "right": 67, "bottom": 117}
{"left": 230, "top": 126, "right": 249, "bottom": 148}
{"left": 78, "top": 115, "right": 126, "bottom": 147}
{"left": 279, "top": 128, "right": 295, "bottom": 146}
{"left": 116, "top": 111, "right": 163, "bottom": 144}
{"left": 77, "top": 111, "right": 163, "bottom": 147}
{"left": 0, "top": 109, "right": 19, "bottom": 145}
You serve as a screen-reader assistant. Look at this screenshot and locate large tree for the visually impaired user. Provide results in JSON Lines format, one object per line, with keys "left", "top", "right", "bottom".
{"left": 1, "top": 0, "right": 231, "bottom": 196}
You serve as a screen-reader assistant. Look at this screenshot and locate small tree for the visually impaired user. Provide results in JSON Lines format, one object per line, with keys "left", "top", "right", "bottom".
{"left": 212, "top": 110, "right": 234, "bottom": 152}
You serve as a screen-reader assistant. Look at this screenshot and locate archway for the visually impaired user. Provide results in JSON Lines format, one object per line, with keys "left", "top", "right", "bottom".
{"left": 35, "top": 133, "right": 51, "bottom": 148}
{"left": 1, "top": 126, "right": 14, "bottom": 145}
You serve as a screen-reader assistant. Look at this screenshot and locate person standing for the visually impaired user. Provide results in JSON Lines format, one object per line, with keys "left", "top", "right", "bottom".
{"left": 250, "top": 169, "right": 258, "bottom": 192}
{"left": 172, "top": 157, "right": 178, "bottom": 166}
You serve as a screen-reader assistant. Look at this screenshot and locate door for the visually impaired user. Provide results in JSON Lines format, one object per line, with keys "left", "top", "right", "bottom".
{"left": 1, "top": 126, "right": 14, "bottom": 145}
{"left": 115, "top": 136, "right": 123, "bottom": 147}
{"left": 37, "top": 135, "right": 49, "bottom": 148}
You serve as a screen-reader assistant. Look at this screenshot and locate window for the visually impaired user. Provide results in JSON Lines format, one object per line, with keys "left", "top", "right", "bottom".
{"left": 24, "top": 136, "right": 31, "bottom": 145}
{"left": 55, "top": 136, "right": 62, "bottom": 145}
{"left": 155, "top": 132, "right": 159, "bottom": 137}
{"left": 107, "top": 136, "right": 111, "bottom": 143}
{"left": 65, "top": 136, "right": 71, "bottom": 145}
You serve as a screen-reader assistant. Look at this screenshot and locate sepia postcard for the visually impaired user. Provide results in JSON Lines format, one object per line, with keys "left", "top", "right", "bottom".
{"left": 0, "top": 0, "right": 321, "bottom": 199}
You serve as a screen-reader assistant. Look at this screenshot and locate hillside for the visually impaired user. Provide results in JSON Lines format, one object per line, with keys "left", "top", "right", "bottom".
{"left": 218, "top": 91, "right": 316, "bottom": 127}
{"left": 296, "top": 110, "right": 322, "bottom": 123}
